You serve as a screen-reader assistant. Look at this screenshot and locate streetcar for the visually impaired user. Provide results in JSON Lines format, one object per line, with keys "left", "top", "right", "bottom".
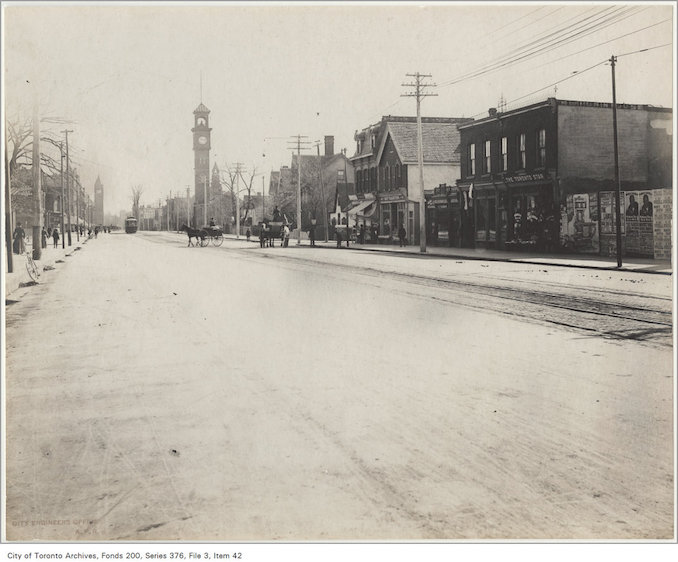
{"left": 125, "top": 216, "right": 138, "bottom": 234}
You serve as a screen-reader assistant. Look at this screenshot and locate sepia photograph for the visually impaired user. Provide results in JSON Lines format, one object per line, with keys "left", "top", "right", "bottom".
{"left": 2, "top": 0, "right": 675, "bottom": 554}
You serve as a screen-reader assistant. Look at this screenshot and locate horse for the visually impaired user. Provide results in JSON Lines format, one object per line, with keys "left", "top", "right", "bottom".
{"left": 180, "top": 224, "right": 207, "bottom": 247}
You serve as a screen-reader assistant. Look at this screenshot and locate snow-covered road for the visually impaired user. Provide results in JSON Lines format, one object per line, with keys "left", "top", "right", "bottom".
{"left": 4, "top": 232, "right": 673, "bottom": 540}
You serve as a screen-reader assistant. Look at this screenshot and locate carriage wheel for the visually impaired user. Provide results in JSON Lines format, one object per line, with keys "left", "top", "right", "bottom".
{"left": 212, "top": 235, "right": 224, "bottom": 247}
{"left": 200, "top": 236, "right": 209, "bottom": 247}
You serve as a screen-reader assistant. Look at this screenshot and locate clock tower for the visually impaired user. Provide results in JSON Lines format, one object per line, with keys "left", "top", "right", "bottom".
{"left": 192, "top": 102, "right": 212, "bottom": 226}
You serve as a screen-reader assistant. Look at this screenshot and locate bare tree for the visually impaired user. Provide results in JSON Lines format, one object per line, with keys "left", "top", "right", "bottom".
{"left": 237, "top": 164, "right": 258, "bottom": 225}
{"left": 131, "top": 185, "right": 143, "bottom": 223}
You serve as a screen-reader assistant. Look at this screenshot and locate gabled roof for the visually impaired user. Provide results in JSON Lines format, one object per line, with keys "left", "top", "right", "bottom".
{"left": 376, "top": 119, "right": 471, "bottom": 165}
{"left": 194, "top": 103, "right": 210, "bottom": 114}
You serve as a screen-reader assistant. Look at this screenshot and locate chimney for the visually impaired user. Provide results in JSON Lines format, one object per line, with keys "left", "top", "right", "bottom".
{"left": 488, "top": 108, "right": 497, "bottom": 118}
{"left": 324, "top": 135, "right": 335, "bottom": 156}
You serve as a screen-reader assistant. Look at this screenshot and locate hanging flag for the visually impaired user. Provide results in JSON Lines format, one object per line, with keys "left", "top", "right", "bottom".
{"left": 469, "top": 182, "right": 474, "bottom": 200}
{"left": 463, "top": 191, "right": 468, "bottom": 211}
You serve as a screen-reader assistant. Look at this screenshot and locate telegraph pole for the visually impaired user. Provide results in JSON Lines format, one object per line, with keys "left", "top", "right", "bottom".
{"left": 60, "top": 143, "right": 65, "bottom": 248}
{"left": 232, "top": 162, "right": 244, "bottom": 238}
{"left": 32, "top": 97, "right": 42, "bottom": 259}
{"left": 203, "top": 175, "right": 208, "bottom": 227}
{"left": 186, "top": 186, "right": 190, "bottom": 226}
{"left": 287, "top": 135, "right": 311, "bottom": 244}
{"left": 402, "top": 72, "right": 437, "bottom": 253}
{"left": 610, "top": 55, "right": 623, "bottom": 268}
{"left": 5, "top": 139, "right": 14, "bottom": 272}
{"left": 75, "top": 178, "right": 80, "bottom": 241}
{"left": 62, "top": 129, "right": 73, "bottom": 246}
{"left": 315, "top": 141, "right": 329, "bottom": 242}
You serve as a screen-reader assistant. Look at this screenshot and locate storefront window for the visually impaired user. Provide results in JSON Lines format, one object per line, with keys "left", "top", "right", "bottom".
{"left": 501, "top": 137, "right": 508, "bottom": 171}
{"left": 469, "top": 143, "right": 475, "bottom": 176}
{"left": 488, "top": 198, "right": 496, "bottom": 241}
{"left": 518, "top": 133, "right": 526, "bottom": 169}
{"left": 484, "top": 140, "right": 491, "bottom": 174}
{"left": 476, "top": 198, "right": 487, "bottom": 241}
{"left": 537, "top": 129, "right": 546, "bottom": 168}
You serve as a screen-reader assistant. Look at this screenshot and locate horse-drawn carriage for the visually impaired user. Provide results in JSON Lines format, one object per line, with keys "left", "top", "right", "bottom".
{"left": 259, "top": 221, "right": 285, "bottom": 247}
{"left": 180, "top": 224, "right": 224, "bottom": 247}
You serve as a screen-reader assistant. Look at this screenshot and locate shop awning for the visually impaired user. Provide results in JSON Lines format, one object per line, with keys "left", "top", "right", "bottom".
{"left": 348, "top": 199, "right": 375, "bottom": 217}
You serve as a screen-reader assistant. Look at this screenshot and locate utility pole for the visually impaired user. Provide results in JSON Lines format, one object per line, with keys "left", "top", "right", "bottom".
{"left": 402, "top": 72, "right": 437, "bottom": 253}
{"left": 315, "top": 141, "right": 329, "bottom": 242}
{"left": 341, "top": 148, "right": 350, "bottom": 248}
{"left": 5, "top": 138, "right": 14, "bottom": 273}
{"left": 75, "top": 178, "right": 80, "bottom": 241}
{"left": 32, "top": 97, "right": 42, "bottom": 259}
{"left": 186, "top": 186, "right": 190, "bottom": 227}
{"left": 288, "top": 135, "right": 311, "bottom": 244}
{"left": 610, "top": 55, "right": 623, "bottom": 268}
{"left": 203, "top": 175, "right": 208, "bottom": 227}
{"left": 62, "top": 129, "right": 73, "bottom": 246}
{"left": 261, "top": 174, "right": 265, "bottom": 224}
{"left": 60, "top": 143, "right": 65, "bottom": 248}
{"left": 167, "top": 191, "right": 171, "bottom": 231}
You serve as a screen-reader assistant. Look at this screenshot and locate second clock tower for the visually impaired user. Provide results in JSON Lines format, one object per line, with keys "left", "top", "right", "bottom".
{"left": 192, "top": 102, "right": 212, "bottom": 226}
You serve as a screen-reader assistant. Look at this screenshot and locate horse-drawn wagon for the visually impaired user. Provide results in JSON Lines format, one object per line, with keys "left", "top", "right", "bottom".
{"left": 259, "top": 221, "right": 285, "bottom": 247}
{"left": 180, "top": 224, "right": 224, "bottom": 247}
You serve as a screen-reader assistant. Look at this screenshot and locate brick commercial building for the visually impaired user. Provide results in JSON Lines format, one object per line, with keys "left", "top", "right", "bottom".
{"left": 455, "top": 98, "right": 672, "bottom": 259}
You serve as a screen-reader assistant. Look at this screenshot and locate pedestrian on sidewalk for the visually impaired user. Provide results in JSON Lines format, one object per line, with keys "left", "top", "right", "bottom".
{"left": 52, "top": 227, "right": 60, "bottom": 248}
{"left": 41, "top": 226, "right": 48, "bottom": 249}
{"left": 282, "top": 224, "right": 290, "bottom": 247}
{"left": 336, "top": 228, "right": 343, "bottom": 248}
{"left": 12, "top": 222, "right": 25, "bottom": 254}
{"left": 246, "top": 228, "right": 251, "bottom": 242}
{"left": 309, "top": 224, "right": 316, "bottom": 246}
{"left": 358, "top": 224, "right": 365, "bottom": 244}
{"left": 398, "top": 224, "right": 407, "bottom": 247}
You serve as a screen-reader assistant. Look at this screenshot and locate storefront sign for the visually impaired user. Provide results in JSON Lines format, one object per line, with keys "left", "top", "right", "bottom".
{"left": 380, "top": 189, "right": 407, "bottom": 202}
{"left": 504, "top": 172, "right": 548, "bottom": 184}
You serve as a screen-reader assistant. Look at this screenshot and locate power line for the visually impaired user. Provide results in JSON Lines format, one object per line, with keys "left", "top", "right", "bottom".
{"left": 437, "top": 5, "right": 641, "bottom": 89}
{"left": 533, "top": 16, "right": 671, "bottom": 68}
{"left": 617, "top": 42, "right": 672, "bottom": 58}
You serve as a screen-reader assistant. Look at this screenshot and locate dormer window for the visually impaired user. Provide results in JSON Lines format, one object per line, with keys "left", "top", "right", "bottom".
{"left": 371, "top": 134, "right": 376, "bottom": 149}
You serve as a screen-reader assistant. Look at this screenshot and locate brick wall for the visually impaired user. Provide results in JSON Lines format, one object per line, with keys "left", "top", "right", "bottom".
{"left": 653, "top": 188, "right": 672, "bottom": 261}
{"left": 558, "top": 105, "right": 647, "bottom": 183}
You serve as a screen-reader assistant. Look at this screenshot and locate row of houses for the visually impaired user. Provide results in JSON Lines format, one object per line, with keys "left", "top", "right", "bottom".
{"left": 273, "top": 97, "right": 672, "bottom": 259}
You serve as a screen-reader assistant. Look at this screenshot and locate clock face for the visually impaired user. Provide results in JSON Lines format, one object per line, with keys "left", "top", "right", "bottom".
{"left": 197, "top": 117, "right": 206, "bottom": 126}
{"left": 198, "top": 136, "right": 208, "bottom": 145}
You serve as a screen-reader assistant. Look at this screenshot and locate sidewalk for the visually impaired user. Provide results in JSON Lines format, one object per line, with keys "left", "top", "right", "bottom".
{"left": 230, "top": 234, "right": 672, "bottom": 275}
{"left": 4, "top": 236, "right": 93, "bottom": 299}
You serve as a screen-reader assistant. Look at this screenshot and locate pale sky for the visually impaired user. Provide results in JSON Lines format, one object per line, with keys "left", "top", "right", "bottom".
{"left": 2, "top": 1, "right": 674, "bottom": 215}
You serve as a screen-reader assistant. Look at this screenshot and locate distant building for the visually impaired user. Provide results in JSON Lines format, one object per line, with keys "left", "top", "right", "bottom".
{"left": 271, "top": 136, "right": 354, "bottom": 231}
{"left": 456, "top": 97, "right": 672, "bottom": 258}
{"left": 94, "top": 175, "right": 104, "bottom": 225}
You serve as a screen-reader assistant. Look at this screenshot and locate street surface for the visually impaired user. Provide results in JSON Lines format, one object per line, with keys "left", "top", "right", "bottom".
{"left": 4, "top": 231, "right": 674, "bottom": 540}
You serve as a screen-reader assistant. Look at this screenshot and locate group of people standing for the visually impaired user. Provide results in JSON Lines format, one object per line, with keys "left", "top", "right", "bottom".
{"left": 12, "top": 222, "right": 110, "bottom": 254}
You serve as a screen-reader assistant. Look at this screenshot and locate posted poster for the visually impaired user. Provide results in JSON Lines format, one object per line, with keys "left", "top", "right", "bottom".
{"left": 625, "top": 190, "right": 654, "bottom": 256}
{"left": 560, "top": 193, "right": 599, "bottom": 253}
{"left": 600, "top": 191, "right": 626, "bottom": 235}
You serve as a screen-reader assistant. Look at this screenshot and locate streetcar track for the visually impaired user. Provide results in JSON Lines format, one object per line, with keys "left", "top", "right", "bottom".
{"left": 233, "top": 249, "right": 672, "bottom": 327}
{"left": 233, "top": 250, "right": 673, "bottom": 348}
{"left": 138, "top": 235, "right": 673, "bottom": 346}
